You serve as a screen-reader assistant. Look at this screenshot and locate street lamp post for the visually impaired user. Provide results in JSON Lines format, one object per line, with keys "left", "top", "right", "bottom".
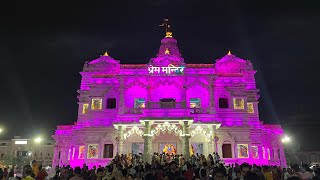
{"left": 282, "top": 135, "right": 291, "bottom": 165}
{"left": 33, "top": 137, "right": 43, "bottom": 164}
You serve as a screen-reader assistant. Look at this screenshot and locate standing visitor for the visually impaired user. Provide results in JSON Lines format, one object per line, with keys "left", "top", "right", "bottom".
{"left": 300, "top": 164, "right": 313, "bottom": 180}
{"left": 8, "top": 170, "right": 17, "bottom": 180}
{"left": 36, "top": 165, "right": 48, "bottom": 180}
{"left": 291, "top": 164, "right": 303, "bottom": 179}
{"left": 69, "top": 167, "right": 83, "bottom": 180}
{"left": 31, "top": 160, "right": 39, "bottom": 178}
{"left": 183, "top": 163, "right": 194, "bottom": 180}
{"left": 23, "top": 165, "right": 35, "bottom": 180}
{"left": 283, "top": 168, "right": 293, "bottom": 180}
{"left": 263, "top": 166, "right": 274, "bottom": 180}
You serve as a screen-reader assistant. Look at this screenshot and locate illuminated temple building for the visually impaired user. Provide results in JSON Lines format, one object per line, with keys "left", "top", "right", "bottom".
{"left": 53, "top": 22, "right": 287, "bottom": 168}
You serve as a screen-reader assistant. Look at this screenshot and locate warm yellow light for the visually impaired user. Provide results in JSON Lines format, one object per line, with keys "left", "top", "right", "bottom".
{"left": 34, "top": 137, "right": 42, "bottom": 143}
{"left": 91, "top": 98, "right": 102, "bottom": 110}
{"left": 190, "top": 103, "right": 197, "bottom": 108}
{"left": 165, "top": 31, "right": 173, "bottom": 38}
{"left": 282, "top": 136, "right": 291, "bottom": 143}
{"left": 0, "top": 128, "right": 3, "bottom": 133}
{"left": 228, "top": 50, "right": 232, "bottom": 55}
{"left": 103, "top": 51, "right": 109, "bottom": 56}
{"left": 82, "top": 104, "right": 89, "bottom": 114}
{"left": 233, "top": 98, "right": 244, "bottom": 109}
{"left": 247, "top": 103, "right": 254, "bottom": 113}
{"left": 139, "top": 103, "right": 146, "bottom": 108}
{"left": 165, "top": 48, "right": 170, "bottom": 54}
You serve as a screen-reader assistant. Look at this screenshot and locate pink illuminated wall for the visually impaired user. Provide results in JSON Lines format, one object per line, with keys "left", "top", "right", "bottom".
{"left": 53, "top": 33, "right": 286, "bottom": 168}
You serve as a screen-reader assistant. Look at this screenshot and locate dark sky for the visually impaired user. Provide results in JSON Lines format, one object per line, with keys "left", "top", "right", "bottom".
{"left": 0, "top": 0, "right": 319, "bottom": 149}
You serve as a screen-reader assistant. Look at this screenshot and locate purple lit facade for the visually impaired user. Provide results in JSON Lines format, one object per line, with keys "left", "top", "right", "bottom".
{"left": 53, "top": 31, "right": 287, "bottom": 168}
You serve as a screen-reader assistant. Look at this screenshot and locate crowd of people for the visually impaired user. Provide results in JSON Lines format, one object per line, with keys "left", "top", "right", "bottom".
{"left": 0, "top": 153, "right": 320, "bottom": 180}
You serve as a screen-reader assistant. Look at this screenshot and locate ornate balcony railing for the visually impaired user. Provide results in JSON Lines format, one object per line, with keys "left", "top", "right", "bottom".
{"left": 124, "top": 108, "right": 143, "bottom": 114}
{"left": 146, "top": 101, "right": 187, "bottom": 109}
{"left": 189, "top": 108, "right": 210, "bottom": 114}
{"left": 124, "top": 101, "right": 211, "bottom": 114}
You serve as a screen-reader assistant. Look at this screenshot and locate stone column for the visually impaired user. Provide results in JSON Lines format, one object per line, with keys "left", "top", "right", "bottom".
{"left": 119, "top": 77, "right": 125, "bottom": 114}
{"left": 203, "top": 142, "right": 209, "bottom": 156}
{"left": 181, "top": 121, "right": 191, "bottom": 160}
{"left": 143, "top": 121, "right": 152, "bottom": 163}
{"left": 52, "top": 145, "right": 60, "bottom": 168}
{"left": 209, "top": 79, "right": 214, "bottom": 112}
{"left": 182, "top": 84, "right": 187, "bottom": 108}
{"left": 273, "top": 148, "right": 279, "bottom": 163}
{"left": 214, "top": 136, "right": 219, "bottom": 154}
{"left": 117, "top": 125, "right": 124, "bottom": 155}
{"left": 279, "top": 145, "right": 287, "bottom": 168}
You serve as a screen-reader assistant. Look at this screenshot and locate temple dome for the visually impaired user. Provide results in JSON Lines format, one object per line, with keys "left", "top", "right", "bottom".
{"left": 83, "top": 52, "right": 120, "bottom": 74}
{"left": 149, "top": 36, "right": 184, "bottom": 66}
{"left": 214, "top": 51, "right": 253, "bottom": 74}
{"left": 158, "top": 37, "right": 182, "bottom": 58}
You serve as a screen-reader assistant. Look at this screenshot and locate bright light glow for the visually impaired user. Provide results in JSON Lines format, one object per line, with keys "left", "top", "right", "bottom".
{"left": 150, "top": 122, "right": 183, "bottom": 137}
{"left": 28, "top": 152, "right": 32, "bottom": 156}
{"left": 134, "top": 98, "right": 146, "bottom": 108}
{"left": 91, "top": 99, "right": 102, "bottom": 110}
{"left": 34, "top": 137, "right": 42, "bottom": 143}
{"left": 281, "top": 135, "right": 291, "bottom": 143}
{"left": 233, "top": 98, "right": 245, "bottom": 109}
{"left": 247, "top": 103, "right": 254, "bottom": 113}
{"left": 15, "top": 141, "right": 28, "bottom": 145}
{"left": 190, "top": 126, "right": 213, "bottom": 142}
{"left": 190, "top": 98, "right": 201, "bottom": 108}
{"left": 0, "top": 128, "right": 2, "bottom": 133}
{"left": 82, "top": 104, "right": 89, "bottom": 114}
{"left": 124, "top": 126, "right": 144, "bottom": 140}
{"left": 164, "top": 48, "right": 170, "bottom": 54}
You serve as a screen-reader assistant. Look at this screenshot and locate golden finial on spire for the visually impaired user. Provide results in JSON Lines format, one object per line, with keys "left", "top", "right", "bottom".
{"left": 227, "top": 50, "right": 232, "bottom": 55}
{"left": 103, "top": 51, "right": 109, "bottom": 56}
{"left": 165, "top": 48, "right": 170, "bottom": 54}
{"left": 160, "top": 18, "right": 173, "bottom": 38}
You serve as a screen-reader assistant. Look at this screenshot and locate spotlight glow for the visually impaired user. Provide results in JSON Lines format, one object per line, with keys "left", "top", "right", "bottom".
{"left": 34, "top": 137, "right": 42, "bottom": 143}
{"left": 281, "top": 135, "right": 291, "bottom": 143}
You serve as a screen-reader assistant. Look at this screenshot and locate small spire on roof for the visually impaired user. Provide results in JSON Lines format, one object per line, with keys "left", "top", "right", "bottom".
{"left": 103, "top": 51, "right": 109, "bottom": 56}
{"left": 227, "top": 50, "right": 232, "bottom": 55}
{"left": 165, "top": 48, "right": 170, "bottom": 54}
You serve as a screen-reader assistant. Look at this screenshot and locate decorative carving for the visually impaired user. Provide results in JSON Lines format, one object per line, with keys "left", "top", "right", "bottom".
{"left": 123, "top": 126, "right": 144, "bottom": 140}
{"left": 151, "top": 78, "right": 182, "bottom": 89}
{"left": 150, "top": 122, "right": 183, "bottom": 137}
{"left": 125, "top": 79, "right": 148, "bottom": 89}
{"left": 190, "top": 126, "right": 213, "bottom": 142}
{"left": 185, "top": 78, "right": 209, "bottom": 90}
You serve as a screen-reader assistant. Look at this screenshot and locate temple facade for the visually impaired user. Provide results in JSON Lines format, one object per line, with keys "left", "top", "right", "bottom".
{"left": 53, "top": 27, "right": 287, "bottom": 168}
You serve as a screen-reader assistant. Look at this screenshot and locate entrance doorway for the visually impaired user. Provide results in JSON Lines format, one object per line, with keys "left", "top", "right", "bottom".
{"left": 160, "top": 98, "right": 176, "bottom": 108}
{"left": 191, "top": 143, "right": 204, "bottom": 155}
{"left": 222, "top": 144, "right": 232, "bottom": 158}
{"left": 131, "top": 143, "right": 144, "bottom": 155}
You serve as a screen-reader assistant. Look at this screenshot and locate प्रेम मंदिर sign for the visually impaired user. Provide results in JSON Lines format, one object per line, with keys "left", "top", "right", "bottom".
{"left": 148, "top": 64, "right": 185, "bottom": 74}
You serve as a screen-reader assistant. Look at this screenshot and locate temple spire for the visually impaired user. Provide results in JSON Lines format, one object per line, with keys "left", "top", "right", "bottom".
{"left": 159, "top": 18, "right": 173, "bottom": 38}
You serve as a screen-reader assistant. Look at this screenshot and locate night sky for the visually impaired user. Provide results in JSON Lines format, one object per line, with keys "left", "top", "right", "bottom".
{"left": 0, "top": 0, "right": 319, "bottom": 149}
